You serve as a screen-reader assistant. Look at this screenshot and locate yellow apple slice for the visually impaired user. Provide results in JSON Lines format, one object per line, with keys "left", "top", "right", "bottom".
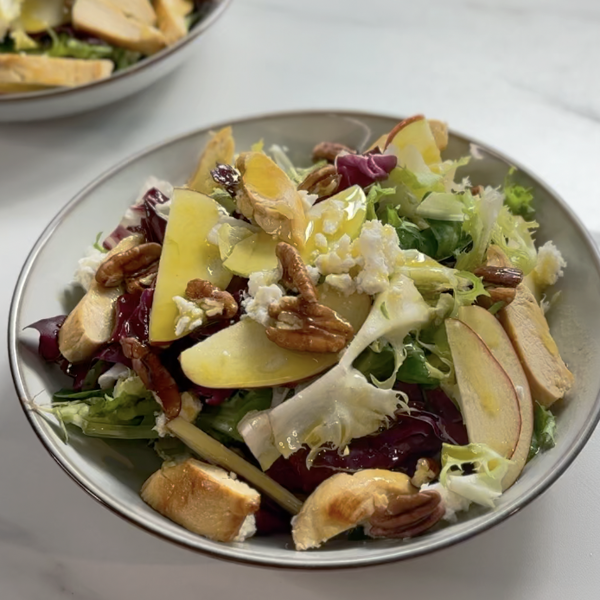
{"left": 19, "top": 0, "right": 69, "bottom": 33}
{"left": 180, "top": 287, "right": 372, "bottom": 388}
{"left": 446, "top": 318, "right": 522, "bottom": 459}
{"left": 222, "top": 231, "right": 279, "bottom": 276}
{"left": 149, "top": 189, "right": 232, "bottom": 344}
{"left": 301, "top": 185, "right": 367, "bottom": 262}
{"left": 458, "top": 305, "right": 534, "bottom": 489}
{"left": 385, "top": 115, "right": 441, "bottom": 166}
{"left": 188, "top": 126, "right": 235, "bottom": 195}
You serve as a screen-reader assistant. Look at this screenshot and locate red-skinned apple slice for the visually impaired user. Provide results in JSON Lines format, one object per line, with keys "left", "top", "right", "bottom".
{"left": 446, "top": 318, "right": 522, "bottom": 459}
{"left": 458, "top": 305, "right": 534, "bottom": 489}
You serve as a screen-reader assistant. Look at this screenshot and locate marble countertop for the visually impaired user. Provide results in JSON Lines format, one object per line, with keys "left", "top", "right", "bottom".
{"left": 1, "top": 0, "right": 600, "bottom": 598}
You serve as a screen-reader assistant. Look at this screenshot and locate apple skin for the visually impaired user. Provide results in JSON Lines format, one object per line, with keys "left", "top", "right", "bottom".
{"left": 446, "top": 318, "right": 522, "bottom": 460}
{"left": 384, "top": 114, "right": 426, "bottom": 150}
{"left": 458, "top": 305, "right": 534, "bottom": 489}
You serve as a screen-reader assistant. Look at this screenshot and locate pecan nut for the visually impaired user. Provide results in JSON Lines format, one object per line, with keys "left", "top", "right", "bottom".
{"left": 125, "top": 262, "right": 158, "bottom": 294}
{"left": 312, "top": 141, "right": 356, "bottom": 163}
{"left": 265, "top": 243, "right": 353, "bottom": 353}
{"left": 96, "top": 243, "right": 162, "bottom": 288}
{"left": 367, "top": 490, "right": 444, "bottom": 539}
{"left": 121, "top": 337, "right": 181, "bottom": 419}
{"left": 474, "top": 266, "right": 524, "bottom": 288}
{"left": 298, "top": 164, "right": 340, "bottom": 199}
{"left": 266, "top": 296, "right": 354, "bottom": 353}
{"left": 186, "top": 279, "right": 238, "bottom": 320}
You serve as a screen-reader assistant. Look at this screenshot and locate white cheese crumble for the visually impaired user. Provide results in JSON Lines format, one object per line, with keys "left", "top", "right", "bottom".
{"left": 321, "top": 200, "right": 345, "bottom": 235}
{"left": 353, "top": 221, "right": 402, "bottom": 295}
{"left": 314, "top": 232, "right": 328, "bottom": 251}
{"left": 242, "top": 268, "right": 285, "bottom": 327}
{"left": 314, "top": 222, "right": 402, "bottom": 295}
{"left": 306, "top": 265, "right": 321, "bottom": 286}
{"left": 173, "top": 295, "right": 226, "bottom": 337}
{"left": 74, "top": 246, "right": 107, "bottom": 291}
{"left": 532, "top": 240, "right": 567, "bottom": 289}
{"left": 315, "top": 234, "right": 357, "bottom": 275}
{"left": 325, "top": 273, "right": 356, "bottom": 295}
{"left": 173, "top": 296, "right": 207, "bottom": 336}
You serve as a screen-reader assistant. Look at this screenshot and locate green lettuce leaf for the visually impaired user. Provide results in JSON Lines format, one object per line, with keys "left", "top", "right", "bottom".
{"left": 528, "top": 403, "right": 557, "bottom": 460}
{"left": 503, "top": 167, "right": 535, "bottom": 220}
{"left": 365, "top": 183, "right": 396, "bottom": 221}
{"left": 41, "top": 372, "right": 159, "bottom": 439}
{"left": 491, "top": 207, "right": 538, "bottom": 275}
{"left": 47, "top": 30, "right": 114, "bottom": 60}
{"left": 197, "top": 389, "right": 272, "bottom": 443}
{"left": 380, "top": 207, "right": 437, "bottom": 257}
{"left": 455, "top": 187, "right": 504, "bottom": 272}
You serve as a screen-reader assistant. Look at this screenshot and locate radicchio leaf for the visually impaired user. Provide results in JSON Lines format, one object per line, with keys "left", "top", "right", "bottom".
{"left": 112, "top": 289, "right": 154, "bottom": 343}
{"left": 26, "top": 315, "right": 66, "bottom": 363}
{"left": 336, "top": 151, "right": 397, "bottom": 191}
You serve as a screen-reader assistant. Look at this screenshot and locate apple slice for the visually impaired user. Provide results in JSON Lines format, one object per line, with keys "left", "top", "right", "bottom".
{"left": 187, "top": 126, "right": 235, "bottom": 195}
{"left": 384, "top": 115, "right": 441, "bottom": 166}
{"left": 458, "top": 305, "right": 534, "bottom": 489}
{"left": 222, "top": 231, "right": 279, "bottom": 276}
{"left": 446, "top": 318, "right": 522, "bottom": 459}
{"left": 149, "top": 189, "right": 232, "bottom": 344}
{"left": 180, "top": 287, "right": 372, "bottom": 388}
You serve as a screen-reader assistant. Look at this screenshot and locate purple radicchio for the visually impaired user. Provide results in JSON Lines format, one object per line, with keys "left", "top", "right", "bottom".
{"left": 267, "top": 387, "right": 467, "bottom": 495}
{"left": 26, "top": 315, "right": 66, "bottom": 363}
{"left": 336, "top": 151, "right": 397, "bottom": 191}
{"left": 103, "top": 187, "right": 170, "bottom": 249}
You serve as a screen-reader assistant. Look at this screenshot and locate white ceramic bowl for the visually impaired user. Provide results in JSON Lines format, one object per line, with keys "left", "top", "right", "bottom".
{"left": 0, "top": 0, "right": 231, "bottom": 122}
{"left": 9, "top": 111, "right": 600, "bottom": 568}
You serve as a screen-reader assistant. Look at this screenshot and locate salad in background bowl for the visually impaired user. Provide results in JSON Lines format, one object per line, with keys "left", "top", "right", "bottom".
{"left": 0, "top": 0, "right": 230, "bottom": 121}
{"left": 10, "top": 111, "right": 600, "bottom": 567}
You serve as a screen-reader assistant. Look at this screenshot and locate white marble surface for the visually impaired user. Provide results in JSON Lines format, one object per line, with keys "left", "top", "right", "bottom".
{"left": 1, "top": 0, "right": 600, "bottom": 597}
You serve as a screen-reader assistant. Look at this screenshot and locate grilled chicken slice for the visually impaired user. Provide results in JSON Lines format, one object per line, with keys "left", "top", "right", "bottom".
{"left": 0, "top": 54, "right": 113, "bottom": 92}
{"left": 155, "top": 0, "right": 193, "bottom": 45}
{"left": 72, "top": 0, "right": 166, "bottom": 55}
{"left": 58, "top": 235, "right": 142, "bottom": 364}
{"left": 142, "top": 458, "right": 261, "bottom": 542}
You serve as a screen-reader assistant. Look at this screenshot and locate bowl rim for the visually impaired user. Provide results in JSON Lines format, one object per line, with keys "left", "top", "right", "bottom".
{"left": 8, "top": 109, "right": 600, "bottom": 569}
{"left": 0, "top": 0, "right": 232, "bottom": 104}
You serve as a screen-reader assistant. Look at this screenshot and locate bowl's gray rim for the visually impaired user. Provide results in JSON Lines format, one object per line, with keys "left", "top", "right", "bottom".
{"left": 0, "top": 0, "right": 232, "bottom": 104}
{"left": 8, "top": 109, "right": 600, "bottom": 570}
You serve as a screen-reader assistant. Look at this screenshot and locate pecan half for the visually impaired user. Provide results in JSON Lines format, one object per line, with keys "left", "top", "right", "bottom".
{"left": 367, "top": 490, "right": 444, "bottom": 539}
{"left": 298, "top": 164, "right": 340, "bottom": 199}
{"left": 474, "top": 266, "right": 524, "bottom": 288}
{"left": 121, "top": 337, "right": 181, "bottom": 419}
{"left": 267, "top": 296, "right": 354, "bottom": 353}
{"left": 125, "top": 262, "right": 159, "bottom": 294}
{"left": 265, "top": 243, "right": 353, "bottom": 353}
{"left": 312, "top": 141, "right": 356, "bottom": 163}
{"left": 186, "top": 279, "right": 238, "bottom": 320}
{"left": 96, "top": 243, "right": 162, "bottom": 288}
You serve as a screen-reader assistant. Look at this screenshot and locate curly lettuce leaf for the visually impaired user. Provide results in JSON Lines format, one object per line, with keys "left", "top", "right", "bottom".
{"left": 504, "top": 167, "right": 535, "bottom": 220}
{"left": 455, "top": 187, "right": 504, "bottom": 272}
{"left": 365, "top": 183, "right": 396, "bottom": 221}
{"left": 491, "top": 207, "right": 538, "bottom": 275}
{"left": 440, "top": 442, "right": 512, "bottom": 507}
{"left": 415, "top": 192, "right": 466, "bottom": 222}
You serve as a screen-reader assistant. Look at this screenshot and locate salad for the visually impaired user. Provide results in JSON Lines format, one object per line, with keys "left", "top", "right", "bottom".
{"left": 0, "top": 0, "right": 213, "bottom": 94}
{"left": 29, "top": 115, "right": 574, "bottom": 550}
